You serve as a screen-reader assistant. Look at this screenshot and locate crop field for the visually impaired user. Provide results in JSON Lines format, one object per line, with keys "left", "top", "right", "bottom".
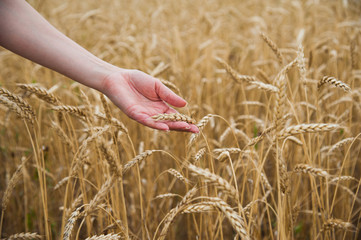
{"left": 0, "top": 0, "right": 361, "bottom": 239}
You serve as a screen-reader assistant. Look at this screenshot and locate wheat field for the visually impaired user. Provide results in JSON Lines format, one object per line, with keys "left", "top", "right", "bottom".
{"left": 1, "top": 0, "right": 361, "bottom": 239}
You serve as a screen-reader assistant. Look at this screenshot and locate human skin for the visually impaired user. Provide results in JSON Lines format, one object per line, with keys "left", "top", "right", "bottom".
{"left": 0, "top": 0, "right": 199, "bottom": 133}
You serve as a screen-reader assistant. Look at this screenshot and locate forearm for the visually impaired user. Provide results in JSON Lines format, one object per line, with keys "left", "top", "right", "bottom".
{"left": 0, "top": 0, "right": 114, "bottom": 91}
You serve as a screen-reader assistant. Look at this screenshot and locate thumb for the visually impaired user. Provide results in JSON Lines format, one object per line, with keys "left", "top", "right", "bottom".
{"left": 155, "top": 80, "right": 187, "bottom": 108}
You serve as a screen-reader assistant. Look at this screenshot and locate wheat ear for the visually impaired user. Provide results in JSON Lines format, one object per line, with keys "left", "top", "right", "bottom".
{"left": 17, "top": 84, "right": 59, "bottom": 105}
{"left": 6, "top": 232, "right": 42, "bottom": 240}
{"left": 2, "top": 157, "right": 28, "bottom": 211}
{"left": 0, "top": 88, "right": 35, "bottom": 124}
{"left": 85, "top": 233, "right": 122, "bottom": 240}
{"left": 160, "top": 79, "right": 181, "bottom": 95}
{"left": 200, "top": 197, "right": 249, "bottom": 240}
{"left": 318, "top": 76, "right": 351, "bottom": 92}
{"left": 167, "top": 169, "right": 190, "bottom": 184}
{"left": 151, "top": 113, "right": 196, "bottom": 124}
{"left": 52, "top": 105, "right": 86, "bottom": 119}
{"left": 158, "top": 187, "right": 197, "bottom": 240}
{"left": 321, "top": 218, "right": 356, "bottom": 232}
{"left": 293, "top": 164, "right": 330, "bottom": 178}
{"left": 95, "top": 112, "right": 128, "bottom": 134}
{"left": 63, "top": 206, "right": 82, "bottom": 240}
{"left": 188, "top": 164, "right": 238, "bottom": 200}
{"left": 260, "top": 32, "right": 284, "bottom": 65}
{"left": 278, "top": 123, "right": 340, "bottom": 138}
{"left": 122, "top": 150, "right": 156, "bottom": 174}
{"left": 100, "top": 142, "right": 122, "bottom": 178}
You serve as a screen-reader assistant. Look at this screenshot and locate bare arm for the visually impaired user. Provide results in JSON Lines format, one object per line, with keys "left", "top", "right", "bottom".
{"left": 0, "top": 0, "right": 198, "bottom": 133}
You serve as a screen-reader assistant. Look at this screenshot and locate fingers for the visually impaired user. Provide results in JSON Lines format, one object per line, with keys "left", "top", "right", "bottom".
{"left": 138, "top": 117, "right": 199, "bottom": 133}
{"left": 166, "top": 122, "right": 199, "bottom": 133}
{"left": 155, "top": 80, "right": 187, "bottom": 108}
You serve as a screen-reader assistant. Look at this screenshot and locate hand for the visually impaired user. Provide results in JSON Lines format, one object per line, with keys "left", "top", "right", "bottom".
{"left": 101, "top": 69, "right": 199, "bottom": 133}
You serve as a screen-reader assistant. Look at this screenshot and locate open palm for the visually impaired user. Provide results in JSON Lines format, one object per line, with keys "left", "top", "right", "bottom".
{"left": 101, "top": 69, "right": 199, "bottom": 133}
